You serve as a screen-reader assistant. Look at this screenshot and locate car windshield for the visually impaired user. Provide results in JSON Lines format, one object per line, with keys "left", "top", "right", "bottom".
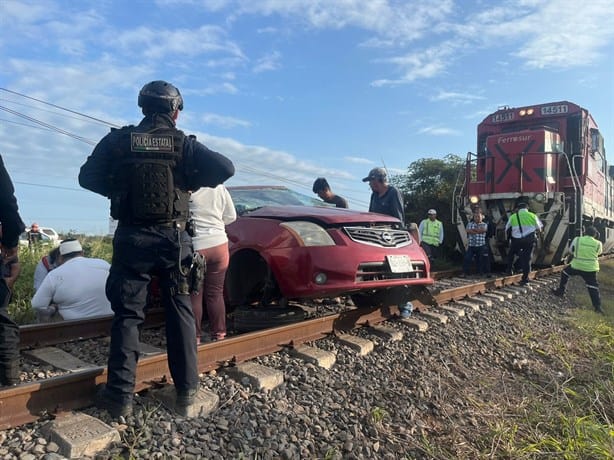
{"left": 228, "top": 187, "right": 330, "bottom": 214}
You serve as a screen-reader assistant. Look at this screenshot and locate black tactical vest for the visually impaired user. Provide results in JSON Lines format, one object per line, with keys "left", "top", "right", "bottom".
{"left": 109, "top": 125, "right": 190, "bottom": 224}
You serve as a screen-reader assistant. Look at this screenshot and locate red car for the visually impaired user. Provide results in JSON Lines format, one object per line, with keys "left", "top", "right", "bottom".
{"left": 224, "top": 186, "right": 433, "bottom": 309}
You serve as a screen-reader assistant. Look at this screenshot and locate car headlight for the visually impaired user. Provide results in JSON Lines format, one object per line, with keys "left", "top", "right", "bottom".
{"left": 280, "top": 221, "right": 336, "bottom": 247}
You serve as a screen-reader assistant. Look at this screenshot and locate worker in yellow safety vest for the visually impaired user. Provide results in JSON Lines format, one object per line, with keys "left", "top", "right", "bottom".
{"left": 419, "top": 209, "right": 443, "bottom": 264}
{"left": 552, "top": 226, "right": 603, "bottom": 314}
{"left": 505, "top": 200, "right": 543, "bottom": 284}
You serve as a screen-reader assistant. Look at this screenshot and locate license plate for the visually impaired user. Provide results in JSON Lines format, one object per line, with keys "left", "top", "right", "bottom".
{"left": 386, "top": 255, "right": 412, "bottom": 273}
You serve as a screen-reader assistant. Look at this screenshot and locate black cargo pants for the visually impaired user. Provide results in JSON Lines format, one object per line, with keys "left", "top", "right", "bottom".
{"left": 105, "top": 225, "right": 199, "bottom": 403}
{"left": 0, "top": 278, "right": 19, "bottom": 385}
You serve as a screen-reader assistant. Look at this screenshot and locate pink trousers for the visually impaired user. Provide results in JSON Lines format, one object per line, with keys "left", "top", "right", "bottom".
{"left": 190, "top": 242, "right": 229, "bottom": 342}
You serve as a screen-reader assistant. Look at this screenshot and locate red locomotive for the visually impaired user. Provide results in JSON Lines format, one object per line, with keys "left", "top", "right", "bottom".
{"left": 454, "top": 101, "right": 613, "bottom": 266}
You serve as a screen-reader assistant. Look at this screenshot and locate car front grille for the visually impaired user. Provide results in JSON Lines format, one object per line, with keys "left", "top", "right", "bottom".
{"left": 356, "top": 261, "right": 427, "bottom": 282}
{"left": 343, "top": 226, "right": 410, "bottom": 248}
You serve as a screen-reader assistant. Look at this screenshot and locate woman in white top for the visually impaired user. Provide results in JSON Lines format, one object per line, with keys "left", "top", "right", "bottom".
{"left": 189, "top": 185, "right": 236, "bottom": 342}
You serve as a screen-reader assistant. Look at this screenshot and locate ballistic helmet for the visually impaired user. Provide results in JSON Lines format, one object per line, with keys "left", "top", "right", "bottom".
{"left": 138, "top": 80, "right": 184, "bottom": 114}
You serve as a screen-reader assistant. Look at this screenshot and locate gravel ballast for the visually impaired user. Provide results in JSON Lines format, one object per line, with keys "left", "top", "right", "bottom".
{"left": 0, "top": 276, "right": 606, "bottom": 459}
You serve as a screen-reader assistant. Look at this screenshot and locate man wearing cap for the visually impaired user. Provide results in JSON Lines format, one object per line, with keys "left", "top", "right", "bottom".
{"left": 419, "top": 209, "right": 444, "bottom": 264}
{"left": 505, "top": 200, "right": 542, "bottom": 284}
{"left": 31, "top": 239, "right": 113, "bottom": 321}
{"left": 362, "top": 167, "right": 404, "bottom": 225}
{"left": 312, "top": 177, "right": 348, "bottom": 208}
{"left": 552, "top": 226, "right": 603, "bottom": 314}
{"left": 362, "top": 167, "right": 413, "bottom": 317}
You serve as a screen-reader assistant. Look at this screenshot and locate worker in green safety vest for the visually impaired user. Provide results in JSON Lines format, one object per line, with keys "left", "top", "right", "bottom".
{"left": 419, "top": 209, "right": 443, "bottom": 265}
{"left": 505, "top": 200, "right": 543, "bottom": 284}
{"left": 552, "top": 226, "right": 604, "bottom": 314}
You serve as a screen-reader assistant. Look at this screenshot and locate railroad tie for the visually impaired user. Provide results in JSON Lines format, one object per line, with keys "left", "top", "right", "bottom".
{"left": 42, "top": 412, "right": 120, "bottom": 458}
{"left": 438, "top": 304, "right": 466, "bottom": 317}
{"left": 480, "top": 292, "right": 508, "bottom": 302}
{"left": 397, "top": 317, "right": 429, "bottom": 331}
{"left": 290, "top": 345, "right": 336, "bottom": 369}
{"left": 467, "top": 296, "right": 493, "bottom": 307}
{"left": 368, "top": 324, "right": 403, "bottom": 342}
{"left": 226, "top": 362, "right": 284, "bottom": 391}
{"left": 417, "top": 310, "right": 448, "bottom": 324}
{"left": 23, "top": 347, "right": 95, "bottom": 372}
{"left": 336, "top": 334, "right": 374, "bottom": 355}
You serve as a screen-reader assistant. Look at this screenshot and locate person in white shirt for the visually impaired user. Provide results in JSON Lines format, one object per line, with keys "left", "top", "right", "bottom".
{"left": 189, "top": 185, "right": 237, "bottom": 342}
{"left": 31, "top": 239, "right": 112, "bottom": 321}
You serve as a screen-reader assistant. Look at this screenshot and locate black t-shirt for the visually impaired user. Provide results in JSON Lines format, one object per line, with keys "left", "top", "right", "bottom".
{"left": 326, "top": 194, "right": 348, "bottom": 209}
{"left": 368, "top": 185, "right": 404, "bottom": 225}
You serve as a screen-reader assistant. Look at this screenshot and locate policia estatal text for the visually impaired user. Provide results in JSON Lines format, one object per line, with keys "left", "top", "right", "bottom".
{"left": 79, "top": 80, "right": 235, "bottom": 417}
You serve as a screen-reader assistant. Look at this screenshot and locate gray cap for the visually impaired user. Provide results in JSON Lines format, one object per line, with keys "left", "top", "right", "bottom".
{"left": 362, "top": 167, "right": 387, "bottom": 182}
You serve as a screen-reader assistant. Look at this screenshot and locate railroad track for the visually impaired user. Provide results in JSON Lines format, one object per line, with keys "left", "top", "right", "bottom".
{"left": 0, "top": 266, "right": 566, "bottom": 430}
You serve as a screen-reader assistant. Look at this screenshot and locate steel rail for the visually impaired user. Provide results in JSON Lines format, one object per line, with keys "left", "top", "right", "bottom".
{"left": 18, "top": 309, "right": 167, "bottom": 349}
{"left": 0, "top": 264, "right": 569, "bottom": 429}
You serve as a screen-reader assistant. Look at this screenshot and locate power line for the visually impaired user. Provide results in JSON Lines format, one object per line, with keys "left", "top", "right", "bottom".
{"left": 2, "top": 88, "right": 371, "bottom": 206}
{"left": 0, "top": 87, "right": 121, "bottom": 128}
{"left": 0, "top": 105, "right": 97, "bottom": 145}
{"left": 0, "top": 118, "right": 56, "bottom": 132}
{"left": 14, "top": 181, "right": 86, "bottom": 192}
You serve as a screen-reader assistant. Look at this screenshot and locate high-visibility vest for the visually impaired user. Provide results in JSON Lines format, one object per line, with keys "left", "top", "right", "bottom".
{"left": 421, "top": 219, "right": 442, "bottom": 246}
{"left": 508, "top": 210, "right": 540, "bottom": 237}
{"left": 570, "top": 236, "right": 602, "bottom": 272}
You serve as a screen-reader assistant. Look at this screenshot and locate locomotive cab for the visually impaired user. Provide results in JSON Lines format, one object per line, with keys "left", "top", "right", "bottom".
{"left": 454, "top": 101, "right": 614, "bottom": 267}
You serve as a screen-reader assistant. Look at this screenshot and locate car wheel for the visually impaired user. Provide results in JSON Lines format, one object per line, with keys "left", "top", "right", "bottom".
{"left": 230, "top": 304, "right": 307, "bottom": 332}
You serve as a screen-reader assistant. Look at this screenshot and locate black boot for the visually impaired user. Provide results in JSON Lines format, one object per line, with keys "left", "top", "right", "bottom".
{"left": 0, "top": 359, "right": 20, "bottom": 386}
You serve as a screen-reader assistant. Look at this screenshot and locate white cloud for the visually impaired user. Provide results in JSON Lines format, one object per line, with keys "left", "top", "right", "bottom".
{"left": 431, "top": 91, "right": 485, "bottom": 104}
{"left": 459, "top": 0, "right": 614, "bottom": 70}
{"left": 343, "top": 156, "right": 375, "bottom": 165}
{"left": 253, "top": 51, "right": 282, "bottom": 73}
{"left": 371, "top": 42, "right": 456, "bottom": 86}
{"left": 201, "top": 112, "right": 252, "bottom": 128}
{"left": 111, "top": 25, "right": 246, "bottom": 60}
{"left": 418, "top": 126, "right": 462, "bottom": 136}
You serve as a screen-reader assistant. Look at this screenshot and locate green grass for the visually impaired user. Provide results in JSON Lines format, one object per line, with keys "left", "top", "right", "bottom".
{"left": 8, "top": 235, "right": 113, "bottom": 324}
{"left": 482, "top": 260, "right": 614, "bottom": 459}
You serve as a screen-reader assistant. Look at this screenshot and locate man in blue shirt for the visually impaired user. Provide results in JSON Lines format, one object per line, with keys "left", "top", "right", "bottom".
{"left": 362, "top": 167, "right": 404, "bottom": 225}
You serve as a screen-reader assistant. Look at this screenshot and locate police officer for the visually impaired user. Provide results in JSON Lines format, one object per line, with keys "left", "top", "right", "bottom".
{"left": 0, "top": 154, "right": 26, "bottom": 386}
{"left": 79, "top": 80, "right": 235, "bottom": 417}
{"left": 505, "top": 199, "right": 543, "bottom": 284}
{"left": 552, "top": 227, "right": 603, "bottom": 314}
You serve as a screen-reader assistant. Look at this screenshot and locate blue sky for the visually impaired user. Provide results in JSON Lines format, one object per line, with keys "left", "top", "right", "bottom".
{"left": 1, "top": 0, "right": 613, "bottom": 235}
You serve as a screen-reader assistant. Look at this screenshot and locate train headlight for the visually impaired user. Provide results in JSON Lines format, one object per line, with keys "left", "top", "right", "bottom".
{"left": 527, "top": 108, "right": 534, "bottom": 115}
{"left": 519, "top": 109, "right": 526, "bottom": 116}
{"left": 469, "top": 196, "right": 479, "bottom": 204}
{"left": 535, "top": 193, "right": 545, "bottom": 202}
